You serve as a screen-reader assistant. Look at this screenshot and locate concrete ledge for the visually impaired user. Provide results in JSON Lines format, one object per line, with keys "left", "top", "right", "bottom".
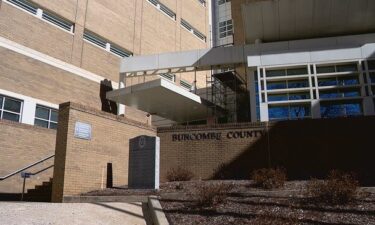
{"left": 148, "top": 196, "right": 169, "bottom": 225}
{"left": 62, "top": 195, "right": 148, "bottom": 203}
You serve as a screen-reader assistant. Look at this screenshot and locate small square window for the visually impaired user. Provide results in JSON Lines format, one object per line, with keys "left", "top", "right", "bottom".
{"left": 34, "top": 105, "right": 58, "bottom": 129}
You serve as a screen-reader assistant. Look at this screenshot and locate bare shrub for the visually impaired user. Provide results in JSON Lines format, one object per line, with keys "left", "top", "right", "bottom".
{"left": 251, "top": 168, "right": 287, "bottom": 189}
{"left": 305, "top": 170, "right": 359, "bottom": 204}
{"left": 195, "top": 183, "right": 233, "bottom": 207}
{"left": 166, "top": 167, "right": 194, "bottom": 182}
{"left": 214, "top": 163, "right": 231, "bottom": 179}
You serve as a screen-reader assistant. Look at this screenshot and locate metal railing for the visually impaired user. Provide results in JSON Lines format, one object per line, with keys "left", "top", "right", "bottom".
{"left": 0, "top": 154, "right": 55, "bottom": 181}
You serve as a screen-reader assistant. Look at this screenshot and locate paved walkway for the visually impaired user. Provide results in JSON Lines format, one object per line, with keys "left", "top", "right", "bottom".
{"left": 0, "top": 202, "right": 147, "bottom": 225}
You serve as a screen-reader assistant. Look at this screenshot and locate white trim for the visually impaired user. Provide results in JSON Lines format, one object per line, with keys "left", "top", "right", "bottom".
{"left": 0, "top": 36, "right": 118, "bottom": 87}
{"left": 0, "top": 88, "right": 58, "bottom": 126}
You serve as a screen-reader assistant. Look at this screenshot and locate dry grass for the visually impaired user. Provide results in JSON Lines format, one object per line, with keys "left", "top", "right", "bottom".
{"left": 305, "top": 170, "right": 359, "bottom": 204}
{"left": 251, "top": 168, "right": 287, "bottom": 189}
{"left": 166, "top": 167, "right": 194, "bottom": 182}
{"left": 195, "top": 183, "right": 233, "bottom": 207}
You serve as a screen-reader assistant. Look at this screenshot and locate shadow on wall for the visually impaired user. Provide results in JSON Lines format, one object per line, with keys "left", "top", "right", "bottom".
{"left": 100, "top": 79, "right": 117, "bottom": 115}
{"left": 212, "top": 117, "right": 375, "bottom": 186}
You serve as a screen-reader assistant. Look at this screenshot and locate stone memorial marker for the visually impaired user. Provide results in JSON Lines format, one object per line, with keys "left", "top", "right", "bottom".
{"left": 128, "top": 135, "right": 160, "bottom": 189}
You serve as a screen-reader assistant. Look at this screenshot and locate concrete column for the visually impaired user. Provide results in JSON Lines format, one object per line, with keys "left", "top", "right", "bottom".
{"left": 260, "top": 103, "right": 269, "bottom": 122}
{"left": 117, "top": 74, "right": 126, "bottom": 115}
{"left": 363, "top": 97, "right": 375, "bottom": 116}
{"left": 311, "top": 100, "right": 321, "bottom": 119}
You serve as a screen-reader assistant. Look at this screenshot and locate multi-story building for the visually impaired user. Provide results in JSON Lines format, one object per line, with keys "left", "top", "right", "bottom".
{"left": 0, "top": 0, "right": 210, "bottom": 193}
{"left": 0, "top": 0, "right": 210, "bottom": 127}
{"left": 109, "top": 0, "right": 375, "bottom": 124}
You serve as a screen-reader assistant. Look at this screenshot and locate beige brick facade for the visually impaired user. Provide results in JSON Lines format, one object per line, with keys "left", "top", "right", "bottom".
{"left": 0, "top": 120, "right": 56, "bottom": 193}
{"left": 52, "top": 102, "right": 156, "bottom": 202}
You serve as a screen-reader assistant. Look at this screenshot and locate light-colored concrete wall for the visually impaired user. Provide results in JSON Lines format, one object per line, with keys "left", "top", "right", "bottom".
{"left": 52, "top": 102, "right": 156, "bottom": 202}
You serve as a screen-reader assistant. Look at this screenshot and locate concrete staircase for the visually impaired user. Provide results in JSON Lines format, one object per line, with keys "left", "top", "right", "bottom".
{"left": 24, "top": 178, "right": 53, "bottom": 202}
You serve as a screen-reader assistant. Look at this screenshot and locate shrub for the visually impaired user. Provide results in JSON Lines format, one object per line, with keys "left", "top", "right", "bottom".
{"left": 213, "top": 163, "right": 231, "bottom": 179}
{"left": 166, "top": 167, "right": 194, "bottom": 182}
{"left": 251, "top": 168, "right": 287, "bottom": 189}
{"left": 306, "top": 170, "right": 359, "bottom": 204}
{"left": 195, "top": 183, "right": 233, "bottom": 207}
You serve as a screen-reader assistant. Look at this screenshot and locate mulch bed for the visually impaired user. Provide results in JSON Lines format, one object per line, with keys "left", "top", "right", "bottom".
{"left": 159, "top": 180, "right": 375, "bottom": 225}
{"left": 81, "top": 180, "right": 375, "bottom": 225}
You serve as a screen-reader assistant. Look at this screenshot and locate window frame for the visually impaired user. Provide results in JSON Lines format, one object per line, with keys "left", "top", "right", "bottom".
{"left": 0, "top": 95, "right": 23, "bottom": 123}
{"left": 34, "top": 105, "right": 58, "bottom": 129}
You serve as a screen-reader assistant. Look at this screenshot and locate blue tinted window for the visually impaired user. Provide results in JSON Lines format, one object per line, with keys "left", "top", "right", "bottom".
{"left": 267, "top": 81, "right": 286, "bottom": 90}
{"left": 269, "top": 106, "right": 289, "bottom": 120}
{"left": 340, "top": 76, "right": 359, "bottom": 85}
{"left": 320, "top": 90, "right": 341, "bottom": 99}
{"left": 345, "top": 103, "right": 362, "bottom": 116}
{"left": 289, "top": 93, "right": 310, "bottom": 100}
{"left": 321, "top": 102, "right": 362, "bottom": 118}
{"left": 318, "top": 78, "right": 337, "bottom": 86}
{"left": 321, "top": 104, "right": 345, "bottom": 118}
{"left": 343, "top": 90, "right": 360, "bottom": 97}
{"left": 290, "top": 105, "right": 311, "bottom": 119}
{"left": 288, "top": 80, "right": 309, "bottom": 88}
{"left": 268, "top": 94, "right": 288, "bottom": 102}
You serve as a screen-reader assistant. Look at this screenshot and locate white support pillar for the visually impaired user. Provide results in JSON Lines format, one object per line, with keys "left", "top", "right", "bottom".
{"left": 311, "top": 100, "right": 321, "bottom": 119}
{"left": 117, "top": 73, "right": 126, "bottom": 116}
{"left": 21, "top": 100, "right": 36, "bottom": 125}
{"left": 260, "top": 103, "right": 269, "bottom": 122}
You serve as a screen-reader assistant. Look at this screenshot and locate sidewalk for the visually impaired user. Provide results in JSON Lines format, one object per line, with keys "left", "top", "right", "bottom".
{"left": 0, "top": 202, "right": 147, "bottom": 225}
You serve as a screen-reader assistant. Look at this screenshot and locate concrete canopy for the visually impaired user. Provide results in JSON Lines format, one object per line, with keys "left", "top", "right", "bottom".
{"left": 242, "top": 0, "right": 375, "bottom": 44}
{"left": 107, "top": 79, "right": 214, "bottom": 122}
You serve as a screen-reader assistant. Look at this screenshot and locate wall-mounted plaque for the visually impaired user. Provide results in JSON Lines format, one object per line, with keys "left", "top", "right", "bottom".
{"left": 74, "top": 122, "right": 92, "bottom": 140}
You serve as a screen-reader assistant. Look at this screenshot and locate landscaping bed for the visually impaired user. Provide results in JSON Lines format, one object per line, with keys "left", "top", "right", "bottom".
{"left": 81, "top": 180, "right": 375, "bottom": 225}
{"left": 159, "top": 180, "right": 375, "bottom": 225}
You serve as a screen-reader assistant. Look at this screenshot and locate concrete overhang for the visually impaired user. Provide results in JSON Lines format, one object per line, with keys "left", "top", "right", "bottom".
{"left": 241, "top": 0, "right": 375, "bottom": 44}
{"left": 120, "top": 45, "right": 247, "bottom": 76}
{"left": 107, "top": 79, "right": 216, "bottom": 122}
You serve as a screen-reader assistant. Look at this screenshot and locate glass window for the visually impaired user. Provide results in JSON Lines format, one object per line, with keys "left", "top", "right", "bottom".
{"left": 288, "top": 80, "right": 309, "bottom": 88}
{"left": 269, "top": 104, "right": 311, "bottom": 121}
{"left": 266, "top": 69, "right": 285, "bottom": 77}
{"left": 336, "top": 63, "right": 357, "bottom": 72}
{"left": 289, "top": 92, "right": 310, "bottom": 100}
{"left": 0, "top": 95, "right": 22, "bottom": 122}
{"left": 318, "top": 78, "right": 337, "bottom": 86}
{"left": 370, "top": 73, "right": 375, "bottom": 83}
{"left": 316, "top": 66, "right": 335, "bottom": 74}
{"left": 267, "top": 81, "right": 287, "bottom": 90}
{"left": 321, "top": 101, "right": 362, "bottom": 118}
{"left": 218, "top": 19, "right": 233, "bottom": 39}
{"left": 287, "top": 67, "right": 308, "bottom": 76}
{"left": 34, "top": 105, "right": 58, "bottom": 129}
{"left": 368, "top": 60, "right": 375, "bottom": 70}
{"left": 269, "top": 106, "right": 289, "bottom": 120}
{"left": 340, "top": 76, "right": 359, "bottom": 86}
{"left": 268, "top": 94, "right": 288, "bottom": 102}
{"left": 290, "top": 105, "right": 311, "bottom": 119}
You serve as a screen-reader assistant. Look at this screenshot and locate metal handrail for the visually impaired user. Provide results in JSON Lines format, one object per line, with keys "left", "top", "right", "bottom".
{"left": 0, "top": 154, "right": 55, "bottom": 181}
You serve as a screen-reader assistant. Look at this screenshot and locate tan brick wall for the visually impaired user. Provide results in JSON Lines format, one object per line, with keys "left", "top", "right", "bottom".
{"left": 0, "top": 3, "right": 74, "bottom": 63}
{"left": 158, "top": 117, "right": 375, "bottom": 183}
{"left": 0, "top": 120, "right": 56, "bottom": 193}
{"left": 52, "top": 102, "right": 156, "bottom": 202}
{"left": 157, "top": 123, "right": 266, "bottom": 181}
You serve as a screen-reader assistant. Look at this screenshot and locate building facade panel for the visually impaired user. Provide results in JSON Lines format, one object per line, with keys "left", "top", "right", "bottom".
{"left": 31, "top": 0, "right": 77, "bottom": 22}
{"left": 0, "top": 3, "right": 74, "bottom": 63}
